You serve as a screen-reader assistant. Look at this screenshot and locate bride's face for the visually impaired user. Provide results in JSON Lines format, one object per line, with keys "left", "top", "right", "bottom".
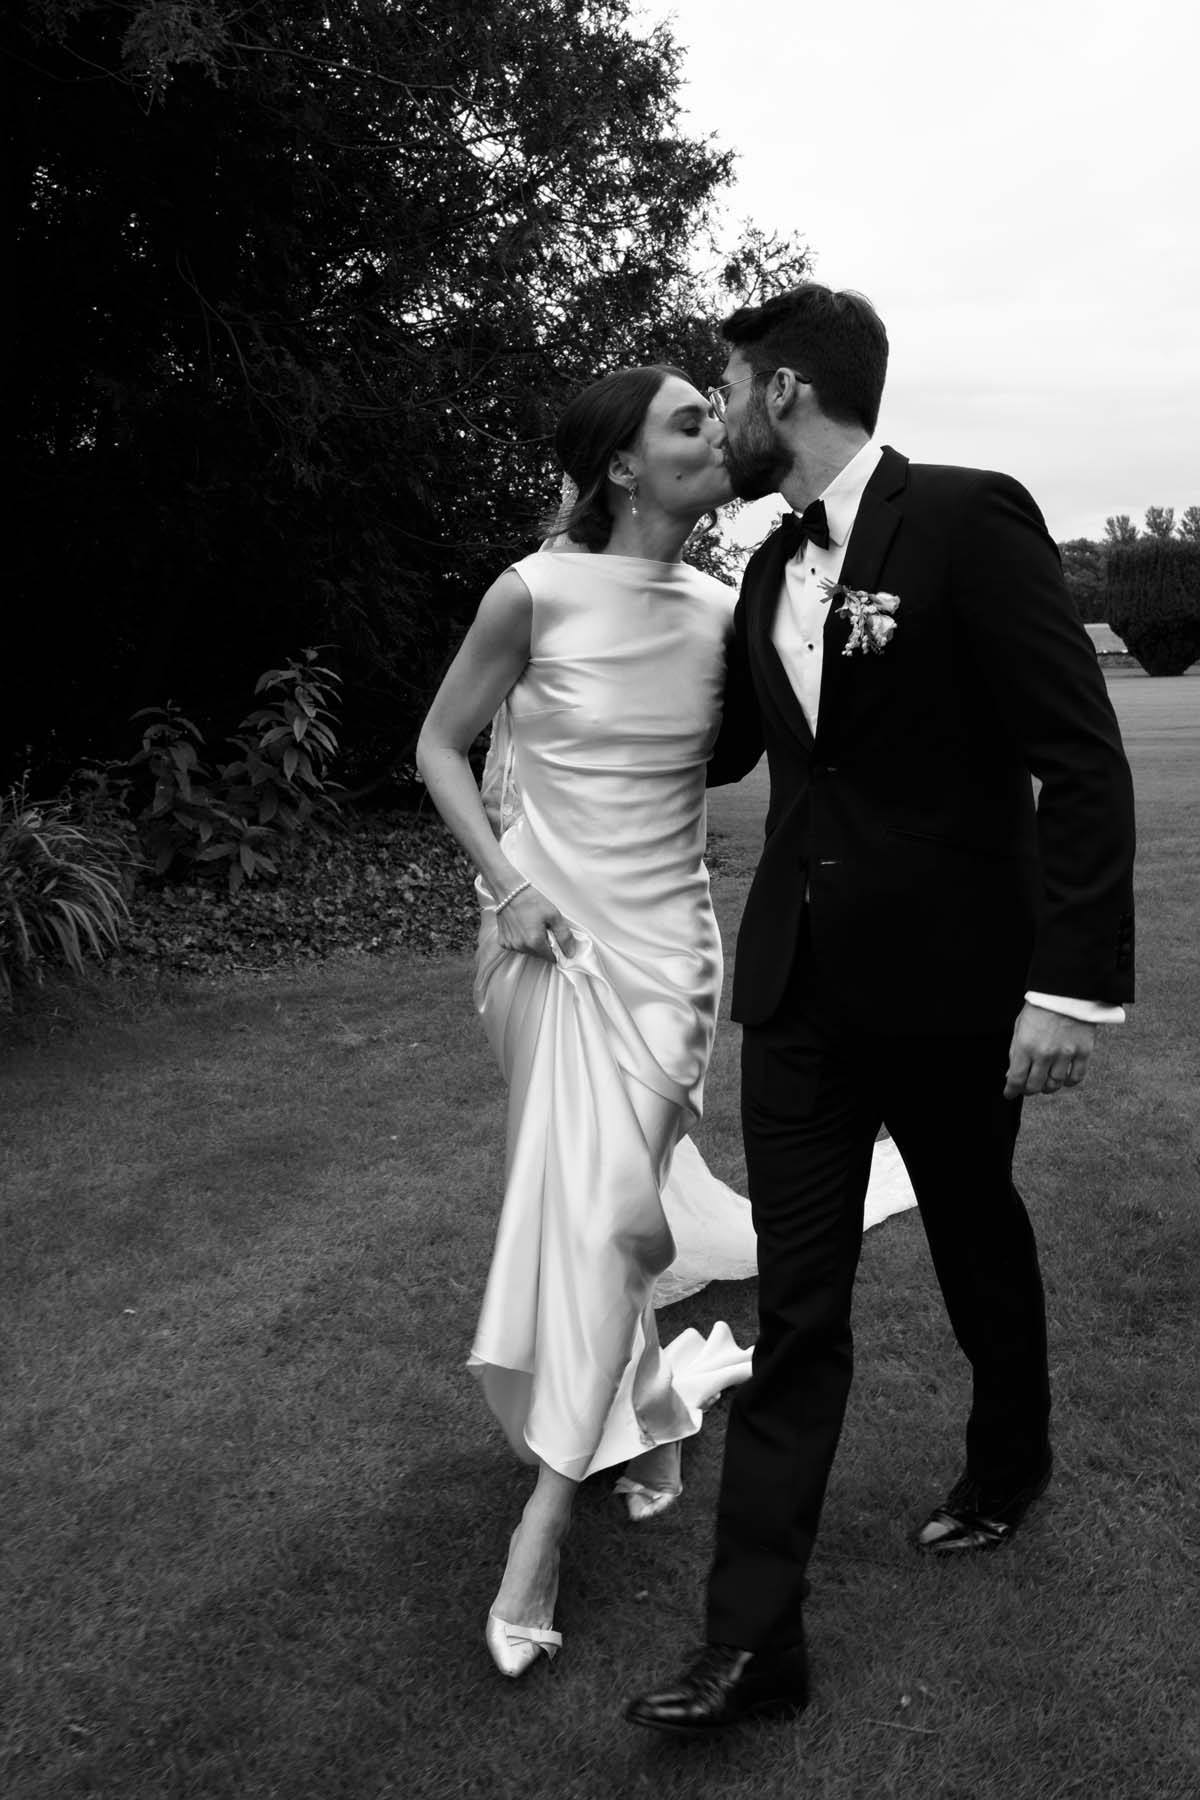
{"left": 627, "top": 376, "right": 733, "bottom": 519}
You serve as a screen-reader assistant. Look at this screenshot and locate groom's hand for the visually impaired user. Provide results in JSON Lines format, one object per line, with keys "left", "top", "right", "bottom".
{"left": 1004, "top": 1004, "right": 1096, "bottom": 1099}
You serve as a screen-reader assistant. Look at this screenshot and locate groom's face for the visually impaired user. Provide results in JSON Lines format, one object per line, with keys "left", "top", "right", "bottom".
{"left": 719, "top": 350, "right": 786, "bottom": 501}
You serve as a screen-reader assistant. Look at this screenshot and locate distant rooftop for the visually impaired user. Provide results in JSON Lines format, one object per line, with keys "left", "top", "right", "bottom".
{"left": 1085, "top": 622, "right": 1128, "bottom": 654}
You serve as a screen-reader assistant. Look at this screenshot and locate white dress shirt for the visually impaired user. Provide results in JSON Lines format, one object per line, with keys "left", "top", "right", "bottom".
{"left": 769, "top": 441, "right": 1123, "bottom": 1027}
{"left": 771, "top": 441, "right": 881, "bottom": 734}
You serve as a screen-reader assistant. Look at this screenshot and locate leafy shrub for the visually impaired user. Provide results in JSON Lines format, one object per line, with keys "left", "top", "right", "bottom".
{"left": 112, "top": 650, "right": 343, "bottom": 891}
{"left": 1106, "top": 540, "right": 1200, "bottom": 676}
{"left": 0, "top": 785, "right": 135, "bottom": 1008}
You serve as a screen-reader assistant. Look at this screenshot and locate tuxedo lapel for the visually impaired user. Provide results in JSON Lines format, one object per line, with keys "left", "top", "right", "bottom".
{"left": 837, "top": 446, "right": 907, "bottom": 594}
{"left": 744, "top": 527, "right": 816, "bottom": 752}
{"left": 816, "top": 447, "right": 908, "bottom": 738}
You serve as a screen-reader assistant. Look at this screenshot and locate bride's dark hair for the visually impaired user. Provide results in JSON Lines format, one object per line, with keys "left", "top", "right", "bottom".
{"left": 540, "top": 364, "right": 693, "bottom": 550}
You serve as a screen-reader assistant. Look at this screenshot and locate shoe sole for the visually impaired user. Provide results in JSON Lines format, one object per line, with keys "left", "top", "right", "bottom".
{"left": 915, "top": 1528, "right": 1011, "bottom": 1555}
{"left": 625, "top": 1693, "right": 808, "bottom": 1735}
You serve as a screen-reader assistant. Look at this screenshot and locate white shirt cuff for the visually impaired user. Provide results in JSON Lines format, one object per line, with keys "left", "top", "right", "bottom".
{"left": 1025, "top": 991, "right": 1125, "bottom": 1025}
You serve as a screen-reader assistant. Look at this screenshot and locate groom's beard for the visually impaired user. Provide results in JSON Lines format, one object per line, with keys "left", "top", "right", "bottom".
{"left": 724, "top": 408, "right": 788, "bottom": 501}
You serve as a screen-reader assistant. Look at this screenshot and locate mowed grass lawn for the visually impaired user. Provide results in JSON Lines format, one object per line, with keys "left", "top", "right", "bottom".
{"left": 2, "top": 674, "right": 1198, "bottom": 1800}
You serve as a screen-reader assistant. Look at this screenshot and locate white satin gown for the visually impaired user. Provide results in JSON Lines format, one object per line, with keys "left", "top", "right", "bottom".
{"left": 469, "top": 548, "right": 916, "bottom": 1483}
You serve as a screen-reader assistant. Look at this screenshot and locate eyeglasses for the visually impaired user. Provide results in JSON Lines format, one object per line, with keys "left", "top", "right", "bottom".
{"left": 707, "top": 370, "right": 811, "bottom": 419}
{"left": 706, "top": 374, "right": 761, "bottom": 420}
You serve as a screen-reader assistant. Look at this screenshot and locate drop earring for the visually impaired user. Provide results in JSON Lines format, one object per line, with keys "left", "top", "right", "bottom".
{"left": 628, "top": 480, "right": 639, "bottom": 517}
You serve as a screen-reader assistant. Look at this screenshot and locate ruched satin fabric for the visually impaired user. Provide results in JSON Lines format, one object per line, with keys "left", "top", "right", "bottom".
{"left": 468, "top": 549, "right": 915, "bottom": 1482}
{"left": 470, "top": 550, "right": 741, "bottom": 1480}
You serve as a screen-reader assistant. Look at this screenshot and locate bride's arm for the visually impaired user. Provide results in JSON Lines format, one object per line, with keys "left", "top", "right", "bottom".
{"left": 416, "top": 570, "right": 573, "bottom": 959}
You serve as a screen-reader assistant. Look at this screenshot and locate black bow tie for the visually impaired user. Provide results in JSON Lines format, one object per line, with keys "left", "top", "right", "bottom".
{"left": 778, "top": 499, "right": 831, "bottom": 554}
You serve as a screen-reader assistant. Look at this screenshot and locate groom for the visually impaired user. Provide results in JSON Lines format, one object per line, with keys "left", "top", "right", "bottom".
{"left": 626, "top": 284, "right": 1136, "bottom": 1733}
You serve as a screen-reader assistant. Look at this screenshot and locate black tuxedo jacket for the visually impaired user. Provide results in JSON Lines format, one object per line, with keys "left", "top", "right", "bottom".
{"left": 708, "top": 447, "right": 1136, "bottom": 1033}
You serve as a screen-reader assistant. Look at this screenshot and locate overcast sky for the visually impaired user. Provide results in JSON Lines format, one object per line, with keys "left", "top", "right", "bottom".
{"left": 636, "top": 0, "right": 1199, "bottom": 546}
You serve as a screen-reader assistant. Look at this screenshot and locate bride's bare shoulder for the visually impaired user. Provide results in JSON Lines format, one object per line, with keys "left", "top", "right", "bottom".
{"left": 473, "top": 566, "right": 534, "bottom": 638}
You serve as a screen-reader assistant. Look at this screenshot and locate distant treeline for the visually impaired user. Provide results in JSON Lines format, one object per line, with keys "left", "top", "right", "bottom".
{"left": 1058, "top": 506, "right": 1199, "bottom": 624}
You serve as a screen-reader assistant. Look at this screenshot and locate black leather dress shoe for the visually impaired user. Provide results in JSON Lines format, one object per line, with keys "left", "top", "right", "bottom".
{"left": 625, "top": 1642, "right": 809, "bottom": 1735}
{"left": 914, "top": 1456, "right": 1053, "bottom": 1555}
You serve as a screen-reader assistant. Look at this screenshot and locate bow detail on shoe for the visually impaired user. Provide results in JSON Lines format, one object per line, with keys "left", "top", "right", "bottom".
{"left": 485, "top": 1612, "right": 563, "bottom": 1678}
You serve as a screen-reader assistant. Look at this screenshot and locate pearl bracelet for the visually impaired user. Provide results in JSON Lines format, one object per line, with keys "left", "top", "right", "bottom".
{"left": 485, "top": 878, "right": 532, "bottom": 917}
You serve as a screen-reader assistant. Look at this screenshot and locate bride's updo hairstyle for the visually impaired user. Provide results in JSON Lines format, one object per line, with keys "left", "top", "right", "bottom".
{"left": 542, "top": 364, "right": 693, "bottom": 550}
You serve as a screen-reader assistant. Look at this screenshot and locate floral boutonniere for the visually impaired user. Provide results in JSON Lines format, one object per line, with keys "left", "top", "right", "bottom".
{"left": 820, "top": 579, "right": 901, "bottom": 656}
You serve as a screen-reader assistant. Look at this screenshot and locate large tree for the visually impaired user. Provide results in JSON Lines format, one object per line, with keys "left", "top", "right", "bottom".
{"left": 1143, "top": 505, "right": 1176, "bottom": 542}
{"left": 5, "top": 0, "right": 808, "bottom": 788}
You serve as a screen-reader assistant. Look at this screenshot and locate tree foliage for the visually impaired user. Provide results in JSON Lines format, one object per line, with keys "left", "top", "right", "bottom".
{"left": 5, "top": 0, "right": 810, "bottom": 789}
{"left": 1065, "top": 503, "right": 1198, "bottom": 633}
{"left": 1057, "top": 537, "right": 1107, "bottom": 623}
{"left": 1106, "top": 538, "right": 1200, "bottom": 676}
{"left": 1143, "top": 505, "right": 1176, "bottom": 541}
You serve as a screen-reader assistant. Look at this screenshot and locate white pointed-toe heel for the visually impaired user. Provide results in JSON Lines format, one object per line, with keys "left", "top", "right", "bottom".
{"left": 614, "top": 1441, "right": 683, "bottom": 1522}
{"left": 485, "top": 1611, "right": 563, "bottom": 1678}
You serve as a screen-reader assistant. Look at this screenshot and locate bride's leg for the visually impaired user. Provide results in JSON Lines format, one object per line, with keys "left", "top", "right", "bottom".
{"left": 493, "top": 1461, "right": 577, "bottom": 1629}
{"left": 623, "top": 1439, "right": 682, "bottom": 1490}
{"left": 613, "top": 1075, "right": 690, "bottom": 1519}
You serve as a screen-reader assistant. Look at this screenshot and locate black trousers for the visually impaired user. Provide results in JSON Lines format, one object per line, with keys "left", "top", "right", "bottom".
{"left": 705, "top": 939, "right": 1052, "bottom": 1651}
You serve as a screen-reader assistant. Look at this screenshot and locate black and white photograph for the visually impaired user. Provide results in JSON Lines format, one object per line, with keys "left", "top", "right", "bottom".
{"left": 3, "top": 3, "right": 1198, "bottom": 1797}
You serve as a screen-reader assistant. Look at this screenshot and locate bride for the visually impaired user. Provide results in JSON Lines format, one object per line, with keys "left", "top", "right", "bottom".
{"left": 416, "top": 365, "right": 913, "bottom": 1679}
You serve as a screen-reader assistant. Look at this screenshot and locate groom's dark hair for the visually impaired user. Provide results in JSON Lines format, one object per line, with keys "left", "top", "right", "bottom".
{"left": 723, "top": 284, "right": 888, "bottom": 435}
